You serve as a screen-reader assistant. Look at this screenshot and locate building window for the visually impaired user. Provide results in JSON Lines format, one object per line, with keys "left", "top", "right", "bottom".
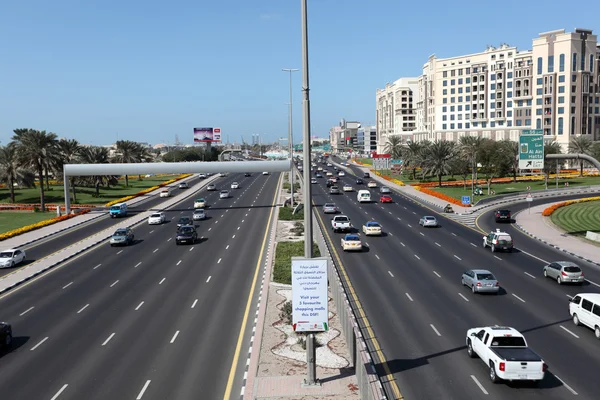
{"left": 572, "top": 74, "right": 577, "bottom": 82}
{"left": 466, "top": 122, "right": 470, "bottom": 128}
{"left": 548, "top": 55, "right": 554, "bottom": 73}
{"left": 450, "top": 115, "right": 455, "bottom": 120}
{"left": 450, "top": 106, "right": 455, "bottom": 112}
{"left": 571, "top": 116, "right": 576, "bottom": 135}
{"left": 466, "top": 96, "right": 470, "bottom": 101}
{"left": 517, "top": 100, "right": 523, "bottom": 107}
{"left": 451, "top": 97, "right": 456, "bottom": 103}
{"left": 443, "top": 98, "right": 447, "bottom": 104}
{"left": 442, "top": 106, "right": 447, "bottom": 112}
{"left": 443, "top": 89, "right": 447, "bottom": 95}
{"left": 527, "top": 99, "right": 532, "bottom": 106}
{"left": 507, "top": 91, "right": 512, "bottom": 98}
{"left": 508, "top": 121, "right": 512, "bottom": 127}
{"left": 466, "top": 77, "right": 471, "bottom": 84}
{"left": 537, "top": 88, "right": 543, "bottom": 95}
{"left": 591, "top": 55, "right": 595, "bottom": 72}
{"left": 466, "top": 68, "right": 471, "bottom": 74}
{"left": 450, "top": 123, "right": 455, "bottom": 129}
{"left": 458, "top": 78, "right": 463, "bottom": 84}
{"left": 507, "top": 82, "right": 512, "bottom": 88}
{"left": 458, "top": 105, "right": 462, "bottom": 111}
{"left": 442, "top": 124, "right": 447, "bottom": 129}
{"left": 516, "top": 120, "right": 523, "bottom": 126}
{"left": 490, "top": 122, "right": 495, "bottom": 127}
{"left": 537, "top": 78, "right": 543, "bottom": 85}
{"left": 558, "top": 117, "right": 564, "bottom": 134}
{"left": 507, "top": 101, "right": 512, "bottom": 107}
{"left": 451, "top": 79, "right": 456, "bottom": 85}
{"left": 535, "top": 119, "right": 541, "bottom": 129}
{"left": 491, "top": 83, "right": 496, "bottom": 90}
{"left": 451, "top": 88, "right": 455, "bottom": 94}
{"left": 442, "top": 115, "right": 447, "bottom": 121}
{"left": 507, "top": 110, "right": 512, "bottom": 117}
{"left": 536, "top": 109, "right": 542, "bottom": 115}
{"left": 573, "top": 53, "right": 577, "bottom": 71}
{"left": 558, "top": 96, "right": 564, "bottom": 103}
{"left": 443, "top": 71, "right": 448, "bottom": 78}
{"left": 559, "top": 75, "right": 565, "bottom": 82}
{"left": 537, "top": 57, "right": 543, "bottom": 75}
{"left": 536, "top": 98, "right": 542, "bottom": 105}
{"left": 443, "top": 80, "right": 448, "bottom": 86}
{"left": 559, "top": 86, "right": 565, "bottom": 93}
{"left": 558, "top": 107, "right": 564, "bottom": 114}
{"left": 458, "top": 123, "right": 462, "bottom": 129}
{"left": 559, "top": 54, "right": 565, "bottom": 72}
{"left": 466, "top": 105, "right": 470, "bottom": 111}
{"left": 508, "top": 72, "right": 513, "bottom": 79}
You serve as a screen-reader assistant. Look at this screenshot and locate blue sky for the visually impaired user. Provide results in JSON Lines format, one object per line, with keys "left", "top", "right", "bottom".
{"left": 0, "top": 0, "right": 597, "bottom": 146}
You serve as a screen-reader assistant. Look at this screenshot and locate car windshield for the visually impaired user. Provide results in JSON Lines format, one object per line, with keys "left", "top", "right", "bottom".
{"left": 476, "top": 273, "right": 495, "bottom": 281}
{"left": 345, "top": 235, "right": 360, "bottom": 241}
{"left": 324, "top": 204, "right": 335, "bottom": 208}
{"left": 150, "top": 214, "right": 161, "bottom": 218}
{"left": 0, "top": 252, "right": 13, "bottom": 258}
{"left": 498, "top": 210, "right": 510, "bottom": 215}
{"left": 179, "top": 218, "right": 190, "bottom": 223}
{"left": 498, "top": 235, "right": 512, "bottom": 242}
{"left": 110, "top": 205, "right": 121, "bottom": 211}
{"left": 221, "top": 191, "right": 228, "bottom": 193}
{"left": 336, "top": 217, "right": 348, "bottom": 222}
{"left": 180, "top": 227, "right": 194, "bottom": 234}
{"left": 194, "top": 209, "right": 204, "bottom": 214}
{"left": 564, "top": 266, "right": 582, "bottom": 273}
{"left": 425, "top": 217, "right": 435, "bottom": 220}
{"left": 367, "top": 222, "right": 380, "bottom": 227}
{"left": 197, "top": 198, "right": 204, "bottom": 202}
{"left": 113, "top": 231, "right": 127, "bottom": 236}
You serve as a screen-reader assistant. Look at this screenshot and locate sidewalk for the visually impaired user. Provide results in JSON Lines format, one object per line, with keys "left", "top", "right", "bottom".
{"left": 514, "top": 202, "right": 600, "bottom": 266}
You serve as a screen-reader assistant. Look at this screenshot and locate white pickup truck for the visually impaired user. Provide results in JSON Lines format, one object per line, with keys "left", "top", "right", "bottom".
{"left": 466, "top": 326, "right": 546, "bottom": 383}
{"left": 331, "top": 215, "right": 352, "bottom": 233}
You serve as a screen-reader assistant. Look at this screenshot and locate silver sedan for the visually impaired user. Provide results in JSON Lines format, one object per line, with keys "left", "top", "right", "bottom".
{"left": 419, "top": 216, "right": 438, "bottom": 227}
{"left": 461, "top": 269, "right": 500, "bottom": 294}
{"left": 543, "top": 261, "right": 585, "bottom": 285}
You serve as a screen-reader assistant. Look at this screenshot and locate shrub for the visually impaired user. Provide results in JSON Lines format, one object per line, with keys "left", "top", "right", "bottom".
{"left": 280, "top": 301, "right": 292, "bottom": 325}
{"left": 297, "top": 334, "right": 323, "bottom": 349}
{"left": 278, "top": 206, "right": 304, "bottom": 221}
{"left": 415, "top": 187, "right": 471, "bottom": 207}
{"left": 272, "top": 241, "right": 321, "bottom": 284}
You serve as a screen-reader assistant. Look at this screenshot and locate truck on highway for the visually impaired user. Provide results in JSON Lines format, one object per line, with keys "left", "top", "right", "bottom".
{"left": 331, "top": 215, "right": 352, "bottom": 233}
{"left": 466, "top": 326, "right": 546, "bottom": 383}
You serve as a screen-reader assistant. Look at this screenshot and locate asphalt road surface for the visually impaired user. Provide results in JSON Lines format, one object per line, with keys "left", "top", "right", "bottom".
{"left": 312, "top": 158, "right": 599, "bottom": 400}
{"left": 0, "top": 172, "right": 280, "bottom": 400}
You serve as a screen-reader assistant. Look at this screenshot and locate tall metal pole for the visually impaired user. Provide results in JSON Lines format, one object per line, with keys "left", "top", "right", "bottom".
{"left": 283, "top": 68, "right": 299, "bottom": 206}
{"left": 301, "top": 0, "right": 318, "bottom": 387}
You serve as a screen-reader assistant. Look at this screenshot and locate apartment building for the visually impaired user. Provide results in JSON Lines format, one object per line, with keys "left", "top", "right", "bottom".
{"left": 375, "top": 77, "right": 419, "bottom": 152}
{"left": 329, "top": 119, "right": 361, "bottom": 153}
{"left": 358, "top": 126, "right": 377, "bottom": 155}
{"left": 394, "top": 28, "right": 600, "bottom": 150}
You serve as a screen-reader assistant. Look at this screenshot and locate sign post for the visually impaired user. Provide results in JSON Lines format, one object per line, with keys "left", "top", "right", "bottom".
{"left": 526, "top": 193, "right": 533, "bottom": 213}
{"left": 461, "top": 196, "right": 471, "bottom": 206}
{"left": 519, "top": 129, "right": 544, "bottom": 170}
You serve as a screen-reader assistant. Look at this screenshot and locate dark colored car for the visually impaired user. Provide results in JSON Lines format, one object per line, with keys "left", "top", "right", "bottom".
{"left": 363, "top": 172, "right": 370, "bottom": 178}
{"left": 356, "top": 178, "right": 364, "bottom": 185}
{"left": 1, "top": 321, "right": 12, "bottom": 347}
{"left": 177, "top": 216, "right": 193, "bottom": 228}
{"left": 244, "top": 173, "right": 251, "bottom": 177}
{"left": 326, "top": 180, "right": 334, "bottom": 187}
{"left": 495, "top": 209, "right": 511, "bottom": 223}
{"left": 176, "top": 226, "right": 198, "bottom": 245}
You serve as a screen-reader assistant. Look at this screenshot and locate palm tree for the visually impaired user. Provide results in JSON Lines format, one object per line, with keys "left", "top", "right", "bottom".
{"left": 56, "top": 139, "right": 82, "bottom": 203}
{"left": 11, "top": 129, "right": 58, "bottom": 211}
{"left": 459, "top": 136, "right": 485, "bottom": 190}
{"left": 0, "top": 143, "right": 35, "bottom": 203}
{"left": 422, "top": 140, "right": 456, "bottom": 187}
{"left": 383, "top": 135, "right": 403, "bottom": 159}
{"left": 499, "top": 140, "right": 519, "bottom": 182}
{"left": 402, "top": 141, "right": 425, "bottom": 180}
{"left": 79, "top": 146, "right": 114, "bottom": 197}
{"left": 134, "top": 143, "right": 153, "bottom": 180}
{"left": 543, "top": 141, "right": 563, "bottom": 189}
{"left": 112, "top": 140, "right": 140, "bottom": 187}
{"left": 568, "top": 136, "right": 593, "bottom": 176}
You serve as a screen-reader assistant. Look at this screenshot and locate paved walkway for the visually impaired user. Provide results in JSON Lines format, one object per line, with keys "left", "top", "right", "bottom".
{"left": 514, "top": 202, "right": 600, "bottom": 266}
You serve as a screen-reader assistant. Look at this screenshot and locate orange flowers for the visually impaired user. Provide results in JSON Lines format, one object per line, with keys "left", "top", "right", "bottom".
{"left": 415, "top": 187, "right": 471, "bottom": 207}
{"left": 541, "top": 196, "right": 600, "bottom": 216}
{"left": 0, "top": 209, "right": 92, "bottom": 241}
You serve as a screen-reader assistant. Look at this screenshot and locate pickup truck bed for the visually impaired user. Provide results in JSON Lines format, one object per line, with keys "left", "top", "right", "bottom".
{"left": 492, "top": 347, "right": 542, "bottom": 362}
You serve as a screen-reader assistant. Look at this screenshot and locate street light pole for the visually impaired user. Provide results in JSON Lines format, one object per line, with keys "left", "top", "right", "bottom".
{"left": 283, "top": 68, "right": 299, "bottom": 207}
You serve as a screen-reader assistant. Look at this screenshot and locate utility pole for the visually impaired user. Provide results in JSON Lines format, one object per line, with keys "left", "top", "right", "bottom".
{"left": 283, "top": 68, "right": 299, "bottom": 207}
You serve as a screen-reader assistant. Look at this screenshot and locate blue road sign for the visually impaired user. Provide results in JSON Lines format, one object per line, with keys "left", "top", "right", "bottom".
{"left": 461, "top": 196, "right": 471, "bottom": 205}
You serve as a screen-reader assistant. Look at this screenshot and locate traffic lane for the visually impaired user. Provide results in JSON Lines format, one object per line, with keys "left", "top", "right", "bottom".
{"left": 0, "top": 175, "right": 274, "bottom": 399}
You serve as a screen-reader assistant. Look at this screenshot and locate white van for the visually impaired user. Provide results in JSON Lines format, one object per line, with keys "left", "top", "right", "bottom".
{"left": 357, "top": 190, "right": 371, "bottom": 203}
{"left": 159, "top": 187, "right": 174, "bottom": 198}
{"left": 569, "top": 293, "right": 600, "bottom": 338}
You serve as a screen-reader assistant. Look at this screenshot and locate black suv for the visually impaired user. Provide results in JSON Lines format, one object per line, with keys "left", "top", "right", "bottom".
{"left": 495, "top": 209, "right": 511, "bottom": 223}
{"left": 0, "top": 321, "right": 12, "bottom": 348}
{"left": 176, "top": 226, "right": 198, "bottom": 245}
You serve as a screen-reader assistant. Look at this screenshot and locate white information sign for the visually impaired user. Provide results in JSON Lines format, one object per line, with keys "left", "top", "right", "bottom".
{"left": 291, "top": 257, "right": 329, "bottom": 332}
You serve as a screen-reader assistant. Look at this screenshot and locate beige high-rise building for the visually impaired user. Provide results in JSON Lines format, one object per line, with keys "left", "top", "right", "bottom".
{"left": 375, "top": 77, "right": 419, "bottom": 152}
{"left": 383, "top": 28, "right": 600, "bottom": 150}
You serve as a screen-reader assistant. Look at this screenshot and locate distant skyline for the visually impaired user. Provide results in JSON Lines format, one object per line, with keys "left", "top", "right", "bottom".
{"left": 1, "top": 0, "right": 597, "bottom": 146}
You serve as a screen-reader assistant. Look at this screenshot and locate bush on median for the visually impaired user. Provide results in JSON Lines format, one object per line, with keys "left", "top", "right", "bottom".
{"left": 272, "top": 241, "right": 321, "bottom": 285}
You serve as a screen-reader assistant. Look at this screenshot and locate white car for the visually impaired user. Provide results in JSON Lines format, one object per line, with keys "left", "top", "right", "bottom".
{"left": 193, "top": 198, "right": 206, "bottom": 209}
{"left": 326, "top": 172, "right": 333, "bottom": 177}
{"left": 341, "top": 234, "right": 362, "bottom": 251}
{"left": 262, "top": 172, "right": 269, "bottom": 175}
{"left": 342, "top": 184, "right": 353, "bottom": 192}
{"left": 367, "top": 181, "right": 377, "bottom": 188}
{"left": 338, "top": 171, "right": 345, "bottom": 176}
{"left": 0, "top": 249, "right": 26, "bottom": 268}
{"left": 219, "top": 190, "right": 230, "bottom": 199}
{"left": 362, "top": 221, "right": 382, "bottom": 236}
{"left": 231, "top": 182, "right": 239, "bottom": 189}
{"left": 310, "top": 178, "right": 317, "bottom": 184}
{"left": 148, "top": 212, "right": 166, "bottom": 225}
{"left": 193, "top": 209, "right": 206, "bottom": 221}
{"left": 199, "top": 173, "right": 207, "bottom": 179}
{"left": 419, "top": 216, "right": 438, "bottom": 227}
{"left": 207, "top": 184, "right": 217, "bottom": 191}
{"left": 178, "top": 182, "right": 189, "bottom": 189}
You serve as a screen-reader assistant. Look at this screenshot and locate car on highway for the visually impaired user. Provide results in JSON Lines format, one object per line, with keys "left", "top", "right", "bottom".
{"left": 219, "top": 172, "right": 228, "bottom": 177}
{"left": 193, "top": 209, "right": 206, "bottom": 221}
{"left": 357, "top": 190, "right": 371, "bottom": 203}
{"left": 342, "top": 184, "right": 353, "bottom": 192}
{"left": 231, "top": 182, "right": 240, "bottom": 189}
{"left": 219, "top": 190, "right": 230, "bottom": 199}
{"left": 326, "top": 172, "right": 333, "bottom": 177}
{"left": 207, "top": 184, "right": 217, "bottom": 191}
{"left": 542, "top": 261, "right": 585, "bottom": 285}
{"left": 341, "top": 234, "right": 362, "bottom": 251}
{"left": 322, "top": 203, "right": 338, "bottom": 214}
{"left": 262, "top": 171, "right": 269, "bottom": 175}
{"left": 244, "top": 173, "right": 251, "bottom": 177}
{"left": 379, "top": 186, "right": 391, "bottom": 194}
{"left": 363, "top": 172, "right": 370, "bottom": 178}
{"left": 109, "top": 202, "right": 128, "bottom": 218}
{"left": 327, "top": 163, "right": 333, "bottom": 167}
{"left": 177, "top": 216, "right": 193, "bottom": 228}
{"left": 175, "top": 225, "right": 198, "bottom": 245}
{"left": 0, "top": 321, "right": 12, "bottom": 348}
{"left": 355, "top": 178, "right": 364, "bottom": 185}
{"left": 331, "top": 215, "right": 352, "bottom": 233}
{"left": 380, "top": 195, "right": 393, "bottom": 203}
{"left": 329, "top": 186, "right": 340, "bottom": 194}
{"left": 367, "top": 181, "right": 377, "bottom": 188}
{"left": 159, "top": 187, "right": 174, "bottom": 197}
{"left": 329, "top": 176, "right": 337, "bottom": 183}
{"left": 110, "top": 228, "right": 135, "bottom": 247}
{"left": 362, "top": 221, "right": 382, "bottom": 236}
{"left": 148, "top": 212, "right": 166, "bottom": 225}
{"left": 199, "top": 173, "right": 207, "bottom": 178}
{"left": 461, "top": 269, "right": 500, "bottom": 294}
{"left": 494, "top": 209, "right": 511, "bottom": 222}
{"left": 419, "top": 216, "right": 438, "bottom": 227}
{"left": 483, "top": 229, "right": 513, "bottom": 252}
{"left": 0, "top": 249, "right": 26, "bottom": 269}
{"left": 315, "top": 173, "right": 323, "bottom": 178}
{"left": 569, "top": 293, "right": 600, "bottom": 338}
{"left": 338, "top": 171, "right": 345, "bottom": 176}
{"left": 466, "top": 326, "right": 546, "bottom": 383}
{"left": 194, "top": 198, "right": 206, "bottom": 209}
{"left": 310, "top": 178, "right": 317, "bottom": 184}
{"left": 178, "top": 182, "right": 189, "bottom": 189}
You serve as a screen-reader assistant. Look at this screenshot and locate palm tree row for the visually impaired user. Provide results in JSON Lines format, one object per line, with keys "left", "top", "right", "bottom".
{"left": 0, "top": 129, "right": 154, "bottom": 210}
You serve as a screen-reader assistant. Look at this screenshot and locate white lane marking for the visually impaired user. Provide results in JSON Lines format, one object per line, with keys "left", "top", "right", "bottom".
{"left": 208, "top": 227, "right": 212, "bottom": 231}
{"left": 412, "top": 211, "right": 417, "bottom": 214}
{"left": 493, "top": 255, "right": 502, "bottom": 260}
{"left": 375, "top": 255, "right": 380, "bottom": 260}
{"left": 215, "top": 220, "right": 219, "bottom": 224}
{"left": 221, "top": 214, "right": 224, "bottom": 218}
{"left": 554, "top": 375, "right": 578, "bottom": 395}
{"left": 512, "top": 293, "right": 526, "bottom": 303}
{"left": 50, "top": 384, "right": 69, "bottom": 400}
{"left": 242, "top": 219, "right": 245, "bottom": 223}
{"left": 30, "top": 336, "right": 48, "bottom": 351}
{"left": 226, "top": 245, "right": 230, "bottom": 250}
{"left": 170, "top": 330, "right": 180, "bottom": 343}
{"left": 458, "top": 293, "right": 470, "bottom": 302}
{"left": 93, "top": 264, "right": 102, "bottom": 270}
{"left": 62, "top": 282, "right": 73, "bottom": 289}
{"left": 150, "top": 229, "right": 155, "bottom": 233}
{"left": 20, "top": 306, "right": 34, "bottom": 316}
{"left": 388, "top": 270, "right": 393, "bottom": 277}
{"left": 559, "top": 325, "right": 580, "bottom": 338}
{"left": 77, "top": 304, "right": 89, "bottom": 314}
{"left": 206, "top": 276, "right": 211, "bottom": 283}
{"left": 470, "top": 375, "right": 488, "bottom": 395}
{"left": 566, "top": 294, "right": 573, "bottom": 299}
{"left": 454, "top": 255, "right": 462, "bottom": 261}
{"left": 470, "top": 243, "right": 477, "bottom": 247}
{"left": 435, "top": 242, "right": 441, "bottom": 247}
{"left": 400, "top": 242, "right": 405, "bottom": 247}
{"left": 397, "top": 217, "right": 401, "bottom": 220}
{"left": 403, "top": 206, "right": 407, "bottom": 209}
{"left": 419, "top": 232, "right": 425, "bottom": 236}
{"left": 159, "top": 278, "right": 166, "bottom": 285}
{"left": 110, "top": 280, "right": 119, "bottom": 288}
{"left": 524, "top": 272, "right": 536, "bottom": 279}
{"left": 389, "top": 232, "right": 393, "bottom": 236}
{"left": 102, "top": 333, "right": 115, "bottom": 346}
{"left": 414, "top": 255, "right": 420, "bottom": 260}
{"left": 451, "top": 233, "right": 457, "bottom": 237}
{"left": 136, "top": 380, "right": 151, "bottom": 399}
{"left": 405, "top": 293, "right": 413, "bottom": 301}
{"left": 232, "top": 235, "right": 236, "bottom": 239}
{"left": 167, "top": 237, "right": 172, "bottom": 242}
{"left": 237, "top": 226, "right": 240, "bottom": 230}
{"left": 153, "top": 248, "right": 158, "bottom": 253}
{"left": 135, "top": 301, "right": 144, "bottom": 311}
{"left": 192, "top": 299, "right": 199, "bottom": 309}
{"left": 586, "top": 279, "right": 600, "bottom": 288}
{"left": 176, "top": 260, "right": 182, "bottom": 266}
{"left": 189, "top": 247, "right": 194, "bottom": 252}
{"left": 217, "top": 258, "right": 222, "bottom": 264}
{"left": 430, "top": 324, "right": 442, "bottom": 336}
{"left": 407, "top": 224, "right": 412, "bottom": 228}
{"left": 134, "top": 262, "right": 142, "bottom": 268}
{"left": 433, "top": 271, "right": 441, "bottom": 278}
{"left": 116, "top": 250, "right": 123, "bottom": 255}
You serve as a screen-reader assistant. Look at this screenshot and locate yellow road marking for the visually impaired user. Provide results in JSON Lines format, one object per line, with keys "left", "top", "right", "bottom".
{"left": 222, "top": 173, "right": 282, "bottom": 400}
{"left": 313, "top": 204, "right": 404, "bottom": 399}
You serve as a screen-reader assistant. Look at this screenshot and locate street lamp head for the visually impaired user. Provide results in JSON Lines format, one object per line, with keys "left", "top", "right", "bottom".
{"left": 282, "top": 68, "right": 300, "bottom": 72}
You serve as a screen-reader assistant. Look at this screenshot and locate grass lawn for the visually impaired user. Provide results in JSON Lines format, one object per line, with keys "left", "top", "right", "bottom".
{"left": 0, "top": 212, "right": 58, "bottom": 235}
{"left": 551, "top": 201, "right": 600, "bottom": 237}
{"left": 0, "top": 175, "right": 180, "bottom": 205}
{"left": 278, "top": 206, "right": 304, "bottom": 221}
{"left": 356, "top": 158, "right": 372, "bottom": 165}
{"left": 272, "top": 241, "right": 321, "bottom": 284}
{"left": 428, "top": 176, "right": 600, "bottom": 204}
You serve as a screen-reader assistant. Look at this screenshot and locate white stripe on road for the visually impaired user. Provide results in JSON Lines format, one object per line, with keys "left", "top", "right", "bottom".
{"left": 30, "top": 337, "right": 48, "bottom": 351}
{"left": 20, "top": 306, "right": 34, "bottom": 316}
{"left": 176, "top": 260, "right": 182, "bottom": 266}
{"left": 77, "top": 304, "right": 89, "bottom": 314}
{"left": 524, "top": 272, "right": 536, "bottom": 279}
{"left": 559, "top": 325, "right": 580, "bottom": 339}
{"left": 414, "top": 255, "right": 420, "bottom": 260}
{"left": 387, "top": 270, "right": 393, "bottom": 277}
{"left": 405, "top": 293, "right": 413, "bottom": 301}
{"left": 512, "top": 293, "right": 526, "bottom": 303}
{"left": 430, "top": 324, "right": 441, "bottom": 336}
{"left": 50, "top": 384, "right": 69, "bottom": 400}
{"left": 554, "top": 375, "right": 579, "bottom": 395}
{"left": 134, "top": 262, "right": 142, "bottom": 268}
{"left": 454, "top": 255, "right": 462, "bottom": 261}
{"left": 493, "top": 255, "right": 502, "bottom": 260}
{"left": 375, "top": 255, "right": 380, "bottom": 260}
{"left": 400, "top": 242, "right": 405, "bottom": 247}
{"left": 218, "top": 258, "right": 222, "bottom": 264}
{"left": 93, "top": 264, "right": 102, "bottom": 269}
{"left": 116, "top": 250, "right": 123, "bottom": 255}
{"left": 102, "top": 333, "right": 115, "bottom": 346}
{"left": 136, "top": 380, "right": 151, "bottom": 399}
{"left": 159, "top": 278, "right": 166, "bottom": 285}
{"left": 62, "top": 282, "right": 73, "bottom": 289}
{"left": 458, "top": 293, "right": 470, "bottom": 302}
{"left": 191, "top": 299, "right": 198, "bottom": 308}
{"left": 170, "top": 330, "right": 180, "bottom": 343}
{"left": 110, "top": 280, "right": 119, "bottom": 288}
{"left": 206, "top": 276, "right": 211, "bottom": 283}
{"left": 470, "top": 375, "right": 488, "bottom": 395}
{"left": 135, "top": 301, "right": 144, "bottom": 311}
{"left": 433, "top": 271, "right": 441, "bottom": 278}
{"left": 435, "top": 242, "right": 441, "bottom": 247}
{"left": 470, "top": 243, "right": 477, "bottom": 247}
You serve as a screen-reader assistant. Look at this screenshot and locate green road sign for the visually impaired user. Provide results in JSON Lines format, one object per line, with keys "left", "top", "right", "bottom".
{"left": 519, "top": 130, "right": 544, "bottom": 169}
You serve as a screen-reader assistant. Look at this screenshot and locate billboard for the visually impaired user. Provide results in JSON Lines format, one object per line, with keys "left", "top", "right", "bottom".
{"left": 193, "top": 127, "right": 222, "bottom": 143}
{"left": 291, "top": 257, "right": 329, "bottom": 332}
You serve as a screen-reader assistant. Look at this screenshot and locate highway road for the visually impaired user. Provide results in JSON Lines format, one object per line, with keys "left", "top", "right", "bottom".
{"left": 0, "top": 172, "right": 280, "bottom": 400}
{"left": 312, "top": 158, "right": 600, "bottom": 399}
{"left": 0, "top": 175, "right": 208, "bottom": 279}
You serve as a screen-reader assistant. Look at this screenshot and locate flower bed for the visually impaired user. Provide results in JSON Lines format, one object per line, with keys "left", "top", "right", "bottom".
{"left": 541, "top": 196, "right": 600, "bottom": 216}
{"left": 415, "top": 186, "right": 471, "bottom": 207}
{"left": 104, "top": 174, "right": 192, "bottom": 207}
{"left": 0, "top": 209, "right": 92, "bottom": 241}
{"left": 0, "top": 204, "right": 95, "bottom": 211}
{"left": 411, "top": 172, "right": 600, "bottom": 188}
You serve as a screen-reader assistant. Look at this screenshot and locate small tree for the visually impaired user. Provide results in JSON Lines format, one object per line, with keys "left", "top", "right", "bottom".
{"left": 478, "top": 140, "right": 511, "bottom": 194}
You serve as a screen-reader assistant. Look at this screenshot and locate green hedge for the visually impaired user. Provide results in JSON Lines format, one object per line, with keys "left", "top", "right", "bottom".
{"left": 273, "top": 241, "right": 321, "bottom": 284}
{"left": 278, "top": 206, "right": 304, "bottom": 220}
